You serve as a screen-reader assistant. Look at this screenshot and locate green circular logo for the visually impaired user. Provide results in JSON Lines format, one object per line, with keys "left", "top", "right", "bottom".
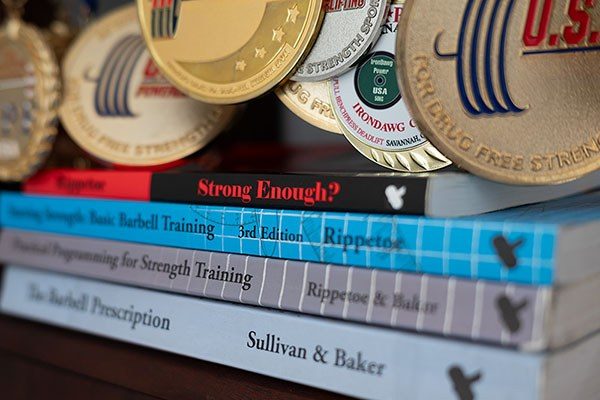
{"left": 354, "top": 51, "right": 401, "bottom": 110}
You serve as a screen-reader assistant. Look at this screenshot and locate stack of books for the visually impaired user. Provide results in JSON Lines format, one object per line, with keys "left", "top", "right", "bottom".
{"left": 0, "top": 168, "right": 598, "bottom": 399}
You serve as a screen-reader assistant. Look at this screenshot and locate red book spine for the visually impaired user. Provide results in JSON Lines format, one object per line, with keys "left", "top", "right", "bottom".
{"left": 23, "top": 169, "right": 152, "bottom": 201}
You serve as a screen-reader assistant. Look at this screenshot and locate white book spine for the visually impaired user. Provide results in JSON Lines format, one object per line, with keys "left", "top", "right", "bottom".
{"left": 0, "top": 266, "right": 543, "bottom": 400}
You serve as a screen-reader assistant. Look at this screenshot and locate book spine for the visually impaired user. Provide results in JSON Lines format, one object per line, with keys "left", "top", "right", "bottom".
{"left": 0, "top": 229, "right": 550, "bottom": 349}
{"left": 0, "top": 192, "right": 558, "bottom": 285}
{"left": 23, "top": 169, "right": 152, "bottom": 200}
{"left": 23, "top": 169, "right": 429, "bottom": 214}
{"left": 151, "top": 172, "right": 429, "bottom": 214}
{"left": 0, "top": 266, "right": 543, "bottom": 400}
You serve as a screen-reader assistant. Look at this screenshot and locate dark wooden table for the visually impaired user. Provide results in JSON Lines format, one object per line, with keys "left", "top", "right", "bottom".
{"left": 0, "top": 315, "right": 344, "bottom": 399}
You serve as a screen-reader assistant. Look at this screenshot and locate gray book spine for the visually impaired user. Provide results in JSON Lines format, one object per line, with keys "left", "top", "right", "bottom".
{"left": 0, "top": 229, "right": 550, "bottom": 349}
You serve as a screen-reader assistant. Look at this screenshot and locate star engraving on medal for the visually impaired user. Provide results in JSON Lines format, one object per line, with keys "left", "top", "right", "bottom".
{"left": 286, "top": 5, "right": 300, "bottom": 23}
{"left": 272, "top": 27, "right": 285, "bottom": 42}
{"left": 235, "top": 60, "right": 247, "bottom": 71}
{"left": 254, "top": 47, "right": 267, "bottom": 59}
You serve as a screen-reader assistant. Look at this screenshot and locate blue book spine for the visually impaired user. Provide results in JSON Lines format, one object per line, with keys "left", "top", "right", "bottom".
{"left": 0, "top": 192, "right": 558, "bottom": 284}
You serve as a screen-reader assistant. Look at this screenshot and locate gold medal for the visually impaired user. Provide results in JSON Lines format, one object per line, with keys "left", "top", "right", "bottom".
{"left": 137, "top": 0, "right": 325, "bottom": 104}
{"left": 60, "top": 5, "right": 238, "bottom": 167}
{"left": 276, "top": 80, "right": 341, "bottom": 134}
{"left": 0, "top": 0, "right": 60, "bottom": 181}
{"left": 397, "top": 0, "right": 600, "bottom": 184}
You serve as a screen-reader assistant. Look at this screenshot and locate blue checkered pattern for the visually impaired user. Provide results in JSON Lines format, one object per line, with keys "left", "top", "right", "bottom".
{"left": 2, "top": 191, "right": 595, "bottom": 285}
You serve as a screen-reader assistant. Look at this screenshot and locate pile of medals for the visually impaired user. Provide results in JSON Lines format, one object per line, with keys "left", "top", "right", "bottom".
{"left": 0, "top": 0, "right": 598, "bottom": 185}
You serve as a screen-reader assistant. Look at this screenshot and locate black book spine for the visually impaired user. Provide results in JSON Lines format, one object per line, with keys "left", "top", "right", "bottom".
{"left": 150, "top": 173, "right": 428, "bottom": 214}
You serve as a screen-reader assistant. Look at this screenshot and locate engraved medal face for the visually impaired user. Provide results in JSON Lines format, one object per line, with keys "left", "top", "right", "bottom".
{"left": 292, "top": 0, "right": 390, "bottom": 81}
{"left": 276, "top": 80, "right": 341, "bottom": 133}
{"left": 397, "top": 0, "right": 600, "bottom": 184}
{"left": 330, "top": 1, "right": 450, "bottom": 172}
{"left": 137, "top": 0, "right": 324, "bottom": 104}
{"left": 60, "top": 5, "right": 237, "bottom": 167}
{"left": 0, "top": 18, "right": 59, "bottom": 181}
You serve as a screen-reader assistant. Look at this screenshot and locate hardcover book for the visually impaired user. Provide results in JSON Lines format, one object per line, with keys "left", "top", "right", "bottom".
{"left": 0, "top": 191, "right": 598, "bottom": 285}
{"left": 1, "top": 266, "right": 598, "bottom": 400}
{"left": 23, "top": 168, "right": 600, "bottom": 217}
{"left": 5, "top": 229, "right": 597, "bottom": 350}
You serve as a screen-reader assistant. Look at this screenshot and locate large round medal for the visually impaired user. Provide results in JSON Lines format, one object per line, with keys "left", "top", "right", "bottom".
{"left": 397, "top": 0, "right": 600, "bottom": 184}
{"left": 137, "top": 0, "right": 324, "bottom": 104}
{"left": 60, "top": 5, "right": 237, "bottom": 167}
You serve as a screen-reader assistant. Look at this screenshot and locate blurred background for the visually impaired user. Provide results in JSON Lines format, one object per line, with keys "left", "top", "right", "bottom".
{"left": 2, "top": 0, "right": 350, "bottom": 158}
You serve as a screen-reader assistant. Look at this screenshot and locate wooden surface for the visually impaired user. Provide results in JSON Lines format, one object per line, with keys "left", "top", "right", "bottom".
{"left": 0, "top": 315, "right": 343, "bottom": 400}
{"left": 0, "top": 352, "right": 159, "bottom": 400}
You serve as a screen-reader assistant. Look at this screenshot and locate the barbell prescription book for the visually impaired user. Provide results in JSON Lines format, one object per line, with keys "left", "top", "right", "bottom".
{"left": 1, "top": 191, "right": 599, "bottom": 285}
{"left": 3, "top": 229, "right": 598, "bottom": 351}
{"left": 1, "top": 266, "right": 598, "bottom": 400}
{"left": 22, "top": 168, "right": 600, "bottom": 217}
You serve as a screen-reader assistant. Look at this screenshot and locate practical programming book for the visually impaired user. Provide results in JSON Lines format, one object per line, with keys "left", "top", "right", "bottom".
{"left": 6, "top": 229, "right": 598, "bottom": 350}
{"left": 23, "top": 168, "right": 600, "bottom": 217}
{"left": 1, "top": 266, "right": 598, "bottom": 400}
{"left": 0, "top": 191, "right": 599, "bottom": 285}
